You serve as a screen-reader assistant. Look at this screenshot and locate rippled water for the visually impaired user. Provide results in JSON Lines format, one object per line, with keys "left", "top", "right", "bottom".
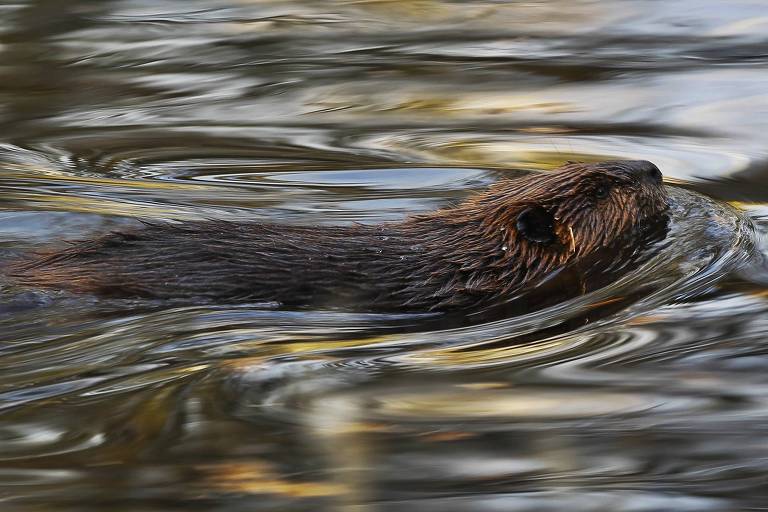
{"left": 2, "top": 1, "right": 768, "bottom": 511}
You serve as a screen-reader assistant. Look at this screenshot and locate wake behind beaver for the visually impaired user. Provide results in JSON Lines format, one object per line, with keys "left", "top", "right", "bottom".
{"left": 9, "top": 160, "right": 669, "bottom": 312}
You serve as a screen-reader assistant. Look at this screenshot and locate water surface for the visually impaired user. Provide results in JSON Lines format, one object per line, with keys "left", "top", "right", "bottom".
{"left": 1, "top": 1, "right": 768, "bottom": 511}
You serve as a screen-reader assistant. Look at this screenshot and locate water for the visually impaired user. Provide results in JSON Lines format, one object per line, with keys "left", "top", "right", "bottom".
{"left": 1, "top": 1, "right": 768, "bottom": 510}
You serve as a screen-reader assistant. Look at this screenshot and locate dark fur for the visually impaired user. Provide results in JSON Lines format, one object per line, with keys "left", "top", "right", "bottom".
{"left": 10, "top": 161, "right": 668, "bottom": 312}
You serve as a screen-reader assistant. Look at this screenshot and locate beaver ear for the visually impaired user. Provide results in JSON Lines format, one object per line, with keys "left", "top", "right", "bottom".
{"left": 516, "top": 206, "right": 556, "bottom": 244}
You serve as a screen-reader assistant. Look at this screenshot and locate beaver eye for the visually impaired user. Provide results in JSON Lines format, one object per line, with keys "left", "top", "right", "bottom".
{"left": 593, "top": 183, "right": 610, "bottom": 200}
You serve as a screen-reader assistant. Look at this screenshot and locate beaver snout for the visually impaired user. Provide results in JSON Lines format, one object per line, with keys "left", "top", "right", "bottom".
{"left": 624, "top": 160, "right": 664, "bottom": 185}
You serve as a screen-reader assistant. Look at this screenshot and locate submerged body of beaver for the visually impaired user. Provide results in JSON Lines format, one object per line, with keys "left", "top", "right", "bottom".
{"left": 10, "top": 160, "right": 669, "bottom": 312}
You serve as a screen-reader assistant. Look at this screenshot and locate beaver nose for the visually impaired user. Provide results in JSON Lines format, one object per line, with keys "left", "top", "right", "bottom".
{"left": 625, "top": 160, "right": 663, "bottom": 185}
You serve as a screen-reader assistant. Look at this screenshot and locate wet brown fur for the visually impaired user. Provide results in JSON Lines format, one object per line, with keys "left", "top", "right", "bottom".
{"left": 9, "top": 161, "right": 668, "bottom": 312}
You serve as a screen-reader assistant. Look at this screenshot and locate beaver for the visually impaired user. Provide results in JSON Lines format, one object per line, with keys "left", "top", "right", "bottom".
{"left": 9, "top": 160, "right": 668, "bottom": 312}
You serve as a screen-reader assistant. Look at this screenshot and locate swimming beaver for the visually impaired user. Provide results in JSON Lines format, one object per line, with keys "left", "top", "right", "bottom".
{"left": 10, "top": 160, "right": 668, "bottom": 311}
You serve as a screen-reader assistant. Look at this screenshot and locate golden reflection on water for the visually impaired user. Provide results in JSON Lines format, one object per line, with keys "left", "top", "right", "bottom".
{"left": 399, "top": 338, "right": 569, "bottom": 367}
{"left": 201, "top": 461, "right": 346, "bottom": 498}
{"left": 233, "top": 0, "right": 616, "bottom": 31}
{"left": 369, "top": 389, "right": 681, "bottom": 419}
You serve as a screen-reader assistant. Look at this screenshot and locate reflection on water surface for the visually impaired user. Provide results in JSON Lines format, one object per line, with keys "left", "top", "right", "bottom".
{"left": 1, "top": 1, "right": 768, "bottom": 511}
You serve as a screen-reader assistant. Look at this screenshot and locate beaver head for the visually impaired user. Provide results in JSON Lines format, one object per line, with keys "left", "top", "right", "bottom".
{"left": 450, "top": 160, "right": 668, "bottom": 261}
